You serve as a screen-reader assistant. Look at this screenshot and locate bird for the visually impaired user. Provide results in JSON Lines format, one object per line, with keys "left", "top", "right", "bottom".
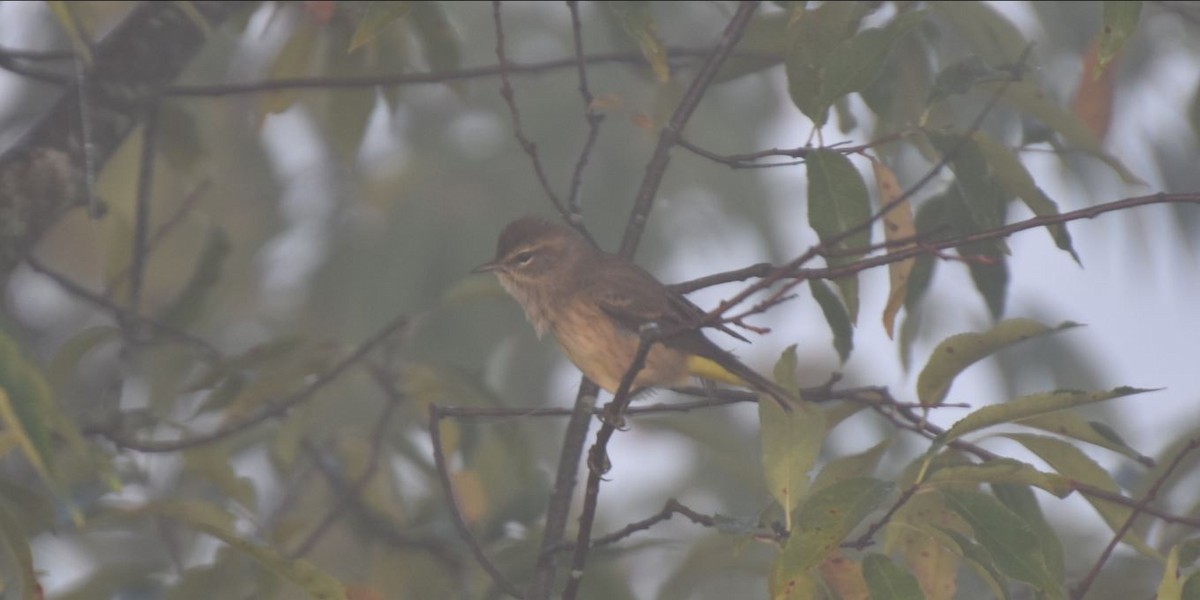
{"left": 473, "top": 216, "right": 794, "bottom": 412}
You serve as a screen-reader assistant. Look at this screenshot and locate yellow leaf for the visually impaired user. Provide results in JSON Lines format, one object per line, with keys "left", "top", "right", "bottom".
{"left": 873, "top": 159, "right": 915, "bottom": 339}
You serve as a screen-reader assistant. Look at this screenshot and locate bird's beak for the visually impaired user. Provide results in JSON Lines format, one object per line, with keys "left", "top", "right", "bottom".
{"left": 471, "top": 260, "right": 500, "bottom": 274}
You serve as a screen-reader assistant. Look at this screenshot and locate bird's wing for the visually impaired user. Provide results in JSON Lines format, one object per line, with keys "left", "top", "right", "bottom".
{"left": 588, "top": 255, "right": 748, "bottom": 344}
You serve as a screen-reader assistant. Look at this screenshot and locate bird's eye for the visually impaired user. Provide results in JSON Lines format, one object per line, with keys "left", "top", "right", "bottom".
{"left": 514, "top": 251, "right": 535, "bottom": 266}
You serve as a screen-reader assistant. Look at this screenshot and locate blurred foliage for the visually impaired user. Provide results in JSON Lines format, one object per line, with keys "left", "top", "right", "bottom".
{"left": 0, "top": 1, "right": 1197, "bottom": 599}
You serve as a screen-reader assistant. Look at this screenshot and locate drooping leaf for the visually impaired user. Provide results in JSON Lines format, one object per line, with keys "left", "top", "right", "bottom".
{"left": 941, "top": 489, "right": 1064, "bottom": 599}
{"left": 784, "top": 1, "right": 871, "bottom": 125}
{"left": 991, "top": 484, "right": 1065, "bottom": 582}
{"left": 930, "top": 2, "right": 1029, "bottom": 68}
{"left": 776, "top": 478, "right": 894, "bottom": 579}
{"left": 818, "top": 10, "right": 927, "bottom": 110}
{"left": 808, "top": 149, "right": 871, "bottom": 322}
{"left": 1072, "top": 36, "right": 1118, "bottom": 144}
{"left": 605, "top": 1, "right": 669, "bottom": 83}
{"left": 810, "top": 279, "right": 853, "bottom": 362}
{"left": 862, "top": 553, "right": 927, "bottom": 600}
{"left": 150, "top": 500, "right": 348, "bottom": 600}
{"left": 874, "top": 160, "right": 915, "bottom": 339}
{"left": 1015, "top": 411, "right": 1151, "bottom": 465}
{"left": 761, "top": 347, "right": 827, "bottom": 527}
{"left": 969, "top": 131, "right": 1079, "bottom": 263}
{"left": 933, "top": 526, "right": 1011, "bottom": 600}
{"left": 917, "top": 319, "right": 1082, "bottom": 406}
{"left": 1099, "top": 1, "right": 1141, "bottom": 70}
{"left": 1003, "top": 433, "right": 1159, "bottom": 557}
{"left": 925, "top": 459, "right": 1072, "bottom": 498}
{"left": 940, "top": 386, "right": 1151, "bottom": 444}
{"left": 349, "top": 1, "right": 411, "bottom": 52}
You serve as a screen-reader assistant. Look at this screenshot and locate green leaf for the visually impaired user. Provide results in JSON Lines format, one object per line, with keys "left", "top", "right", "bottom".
{"left": 992, "top": 483, "right": 1064, "bottom": 582}
{"left": 1100, "top": 2, "right": 1141, "bottom": 70}
{"left": 812, "top": 437, "right": 892, "bottom": 493}
{"left": 917, "top": 319, "right": 1082, "bottom": 406}
{"left": 819, "top": 10, "right": 927, "bottom": 109}
{"left": 862, "top": 553, "right": 926, "bottom": 600}
{"left": 785, "top": 1, "right": 871, "bottom": 125}
{"left": 808, "top": 149, "right": 871, "bottom": 323}
{"left": 410, "top": 1, "right": 461, "bottom": 74}
{"left": 715, "top": 10, "right": 787, "bottom": 82}
{"left": 761, "top": 350, "right": 827, "bottom": 525}
{"left": 778, "top": 478, "right": 894, "bottom": 572}
{"left": 941, "top": 489, "right": 1064, "bottom": 599}
{"left": 1002, "top": 433, "right": 1159, "bottom": 557}
{"left": 0, "top": 500, "right": 38, "bottom": 600}
{"left": 158, "top": 226, "right": 230, "bottom": 329}
{"left": 605, "top": 1, "right": 669, "bottom": 83}
{"left": 151, "top": 500, "right": 348, "bottom": 599}
{"left": 0, "top": 335, "right": 55, "bottom": 487}
{"left": 1015, "top": 411, "right": 1151, "bottom": 464}
{"left": 940, "top": 386, "right": 1151, "bottom": 444}
{"left": 970, "top": 132, "right": 1079, "bottom": 263}
{"left": 46, "top": 1, "right": 93, "bottom": 63}
{"left": 930, "top": 2, "right": 1029, "bottom": 68}
{"left": 1182, "top": 571, "right": 1200, "bottom": 600}
{"left": 349, "top": 1, "right": 411, "bottom": 52}
{"left": 1158, "top": 540, "right": 1183, "bottom": 600}
{"left": 261, "top": 24, "right": 317, "bottom": 117}
{"left": 933, "top": 526, "right": 1011, "bottom": 600}
{"left": 810, "top": 279, "right": 853, "bottom": 362}
{"left": 990, "top": 79, "right": 1144, "bottom": 184}
{"left": 926, "top": 459, "right": 1072, "bottom": 498}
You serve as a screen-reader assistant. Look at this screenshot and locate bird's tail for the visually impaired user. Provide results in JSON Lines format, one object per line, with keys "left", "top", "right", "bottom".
{"left": 685, "top": 353, "right": 796, "bottom": 413}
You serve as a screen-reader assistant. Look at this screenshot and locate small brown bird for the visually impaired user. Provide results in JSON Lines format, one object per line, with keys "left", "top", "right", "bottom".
{"left": 473, "top": 216, "right": 794, "bottom": 411}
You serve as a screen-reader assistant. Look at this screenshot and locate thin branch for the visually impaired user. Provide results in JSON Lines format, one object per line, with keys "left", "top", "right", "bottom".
{"left": 492, "top": 1, "right": 593, "bottom": 243}
{"left": 92, "top": 315, "right": 408, "bottom": 453}
{"left": 129, "top": 101, "right": 159, "bottom": 317}
{"left": 1071, "top": 437, "right": 1200, "bottom": 600}
{"left": 288, "top": 365, "right": 404, "bottom": 559}
{"left": 554, "top": 498, "right": 721, "bottom": 552}
{"left": 104, "top": 179, "right": 211, "bottom": 298}
{"left": 429, "top": 404, "right": 525, "bottom": 599}
{"left": 618, "top": 1, "right": 761, "bottom": 258}
{"left": 562, "top": 332, "right": 656, "bottom": 600}
{"left": 25, "top": 256, "right": 221, "bottom": 361}
{"left": 563, "top": 0, "right": 604, "bottom": 227}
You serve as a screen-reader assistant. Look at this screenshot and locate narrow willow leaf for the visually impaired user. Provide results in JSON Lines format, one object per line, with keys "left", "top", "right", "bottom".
{"left": 812, "top": 437, "right": 892, "bottom": 493}
{"left": 819, "top": 552, "right": 870, "bottom": 600}
{"left": 778, "top": 478, "right": 894, "bottom": 573}
{"left": 930, "top": 2, "right": 1028, "bottom": 68}
{"left": 863, "top": 553, "right": 927, "bottom": 600}
{"left": 158, "top": 226, "right": 231, "bottom": 328}
{"left": 1015, "top": 411, "right": 1151, "bottom": 464}
{"left": 1003, "top": 433, "right": 1159, "bottom": 557}
{"left": 810, "top": 279, "right": 853, "bottom": 362}
{"left": 152, "top": 500, "right": 348, "bottom": 600}
{"left": 917, "top": 319, "right": 1082, "bottom": 406}
{"left": 941, "top": 489, "right": 1064, "bottom": 599}
{"left": 874, "top": 160, "right": 915, "bottom": 339}
{"left": 940, "top": 386, "right": 1150, "bottom": 444}
{"left": 992, "top": 484, "right": 1064, "bottom": 583}
{"left": 989, "top": 79, "right": 1144, "bottom": 184}
{"left": 1158, "top": 543, "right": 1182, "bottom": 600}
{"left": 1099, "top": 1, "right": 1142, "bottom": 69}
{"left": 818, "top": 10, "right": 926, "bottom": 107}
{"left": 349, "top": 1, "right": 411, "bottom": 52}
{"left": 762, "top": 348, "right": 827, "bottom": 524}
{"left": 808, "top": 149, "right": 871, "bottom": 322}
{"left": 933, "top": 527, "right": 1011, "bottom": 600}
{"left": 0, "top": 500, "right": 38, "bottom": 600}
{"left": 46, "top": 1, "right": 94, "bottom": 63}
{"left": 605, "top": 1, "right": 669, "bottom": 83}
{"left": 926, "top": 459, "right": 1072, "bottom": 498}
{"left": 408, "top": 1, "right": 461, "bottom": 73}
{"left": 970, "top": 131, "right": 1079, "bottom": 263}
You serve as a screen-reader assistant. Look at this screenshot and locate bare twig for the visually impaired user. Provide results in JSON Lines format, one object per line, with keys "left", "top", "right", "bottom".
{"left": 25, "top": 256, "right": 221, "bottom": 361}
{"left": 562, "top": 333, "right": 656, "bottom": 600}
{"left": 129, "top": 101, "right": 159, "bottom": 317}
{"left": 429, "top": 404, "right": 525, "bottom": 599}
{"left": 289, "top": 365, "right": 404, "bottom": 559}
{"left": 1071, "top": 437, "right": 1200, "bottom": 599}
{"left": 92, "top": 316, "right": 408, "bottom": 453}
{"left": 563, "top": 1, "right": 605, "bottom": 226}
{"left": 618, "top": 1, "right": 761, "bottom": 258}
